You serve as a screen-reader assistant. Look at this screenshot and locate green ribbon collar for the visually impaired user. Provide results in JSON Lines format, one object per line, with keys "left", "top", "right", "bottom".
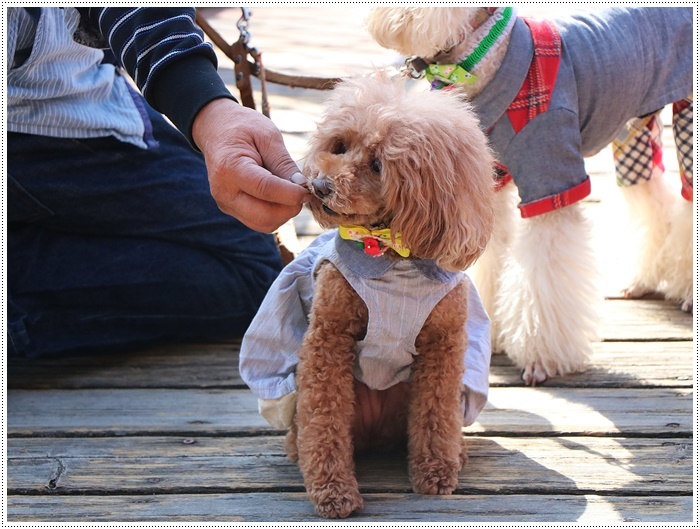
{"left": 426, "top": 7, "right": 513, "bottom": 89}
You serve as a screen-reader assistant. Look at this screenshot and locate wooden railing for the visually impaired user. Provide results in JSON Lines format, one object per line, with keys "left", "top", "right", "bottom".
{"left": 195, "top": 9, "right": 342, "bottom": 116}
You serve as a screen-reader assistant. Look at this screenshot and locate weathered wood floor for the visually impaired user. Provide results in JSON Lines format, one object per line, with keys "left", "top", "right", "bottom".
{"left": 7, "top": 6, "right": 695, "bottom": 523}
{"left": 7, "top": 293, "right": 693, "bottom": 522}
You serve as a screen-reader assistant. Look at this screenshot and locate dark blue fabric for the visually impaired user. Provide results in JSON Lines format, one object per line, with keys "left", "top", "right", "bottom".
{"left": 8, "top": 104, "right": 282, "bottom": 358}
{"left": 76, "top": 7, "right": 234, "bottom": 146}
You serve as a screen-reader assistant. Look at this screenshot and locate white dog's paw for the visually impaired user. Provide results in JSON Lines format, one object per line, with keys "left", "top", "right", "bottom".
{"left": 622, "top": 281, "right": 652, "bottom": 299}
{"left": 680, "top": 299, "right": 693, "bottom": 313}
{"left": 522, "top": 362, "right": 549, "bottom": 386}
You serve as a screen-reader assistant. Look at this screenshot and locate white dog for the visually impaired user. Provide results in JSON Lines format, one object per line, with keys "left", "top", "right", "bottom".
{"left": 368, "top": 7, "right": 693, "bottom": 384}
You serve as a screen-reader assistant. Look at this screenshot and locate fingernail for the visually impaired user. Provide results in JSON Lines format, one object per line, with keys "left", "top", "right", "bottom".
{"left": 290, "top": 172, "right": 306, "bottom": 186}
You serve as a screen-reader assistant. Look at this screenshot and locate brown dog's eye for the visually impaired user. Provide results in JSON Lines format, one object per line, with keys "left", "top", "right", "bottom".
{"left": 332, "top": 142, "right": 347, "bottom": 155}
{"left": 370, "top": 159, "right": 382, "bottom": 174}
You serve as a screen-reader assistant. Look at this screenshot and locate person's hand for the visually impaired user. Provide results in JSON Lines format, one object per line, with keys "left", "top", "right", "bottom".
{"left": 192, "top": 97, "right": 311, "bottom": 232}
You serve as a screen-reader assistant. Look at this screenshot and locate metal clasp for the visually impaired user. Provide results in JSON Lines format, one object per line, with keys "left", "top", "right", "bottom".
{"left": 237, "top": 7, "right": 253, "bottom": 44}
{"left": 402, "top": 56, "right": 428, "bottom": 79}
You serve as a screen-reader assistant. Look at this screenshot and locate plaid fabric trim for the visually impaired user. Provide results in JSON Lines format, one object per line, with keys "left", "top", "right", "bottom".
{"left": 518, "top": 178, "right": 591, "bottom": 218}
{"left": 493, "top": 161, "right": 513, "bottom": 192}
{"left": 506, "top": 18, "right": 561, "bottom": 134}
{"left": 673, "top": 96, "right": 693, "bottom": 201}
{"left": 612, "top": 112, "right": 664, "bottom": 187}
{"left": 496, "top": 18, "right": 591, "bottom": 215}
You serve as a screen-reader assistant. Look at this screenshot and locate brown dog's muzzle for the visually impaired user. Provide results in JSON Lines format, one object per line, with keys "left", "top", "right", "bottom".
{"left": 311, "top": 177, "right": 333, "bottom": 199}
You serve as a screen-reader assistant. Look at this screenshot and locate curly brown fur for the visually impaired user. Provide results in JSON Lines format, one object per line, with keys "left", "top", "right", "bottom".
{"left": 409, "top": 278, "right": 470, "bottom": 494}
{"left": 290, "top": 73, "right": 494, "bottom": 518}
{"left": 294, "top": 262, "right": 367, "bottom": 518}
{"left": 304, "top": 73, "right": 495, "bottom": 271}
{"left": 294, "top": 267, "right": 471, "bottom": 516}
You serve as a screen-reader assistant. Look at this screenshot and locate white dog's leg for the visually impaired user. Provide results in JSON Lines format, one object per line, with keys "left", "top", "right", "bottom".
{"left": 495, "top": 204, "right": 599, "bottom": 385}
{"left": 656, "top": 198, "right": 694, "bottom": 312}
{"left": 470, "top": 185, "right": 518, "bottom": 353}
{"left": 618, "top": 175, "right": 678, "bottom": 299}
{"left": 614, "top": 112, "right": 684, "bottom": 301}
{"left": 662, "top": 97, "right": 694, "bottom": 312}
{"left": 621, "top": 179, "right": 693, "bottom": 312}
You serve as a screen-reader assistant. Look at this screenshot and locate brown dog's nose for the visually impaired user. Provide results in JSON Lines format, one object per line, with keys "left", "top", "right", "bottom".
{"left": 312, "top": 178, "right": 332, "bottom": 198}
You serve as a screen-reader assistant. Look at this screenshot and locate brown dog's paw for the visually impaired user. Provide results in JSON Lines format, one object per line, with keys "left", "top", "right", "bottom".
{"left": 310, "top": 483, "right": 364, "bottom": 519}
{"left": 410, "top": 457, "right": 461, "bottom": 495}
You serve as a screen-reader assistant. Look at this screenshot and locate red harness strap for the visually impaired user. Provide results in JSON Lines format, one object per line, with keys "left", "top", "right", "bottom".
{"left": 496, "top": 18, "right": 591, "bottom": 218}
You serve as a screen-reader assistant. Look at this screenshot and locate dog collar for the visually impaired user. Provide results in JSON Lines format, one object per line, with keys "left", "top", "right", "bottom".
{"left": 338, "top": 225, "right": 410, "bottom": 258}
{"left": 469, "top": 7, "right": 500, "bottom": 30}
{"left": 424, "top": 7, "right": 513, "bottom": 90}
{"left": 334, "top": 232, "right": 456, "bottom": 282}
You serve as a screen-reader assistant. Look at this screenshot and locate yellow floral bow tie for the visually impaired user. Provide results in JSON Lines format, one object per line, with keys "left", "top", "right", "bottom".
{"left": 338, "top": 225, "right": 411, "bottom": 258}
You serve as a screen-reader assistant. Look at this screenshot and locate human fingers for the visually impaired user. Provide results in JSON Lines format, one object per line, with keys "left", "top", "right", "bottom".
{"left": 231, "top": 158, "right": 310, "bottom": 207}
{"left": 218, "top": 189, "right": 303, "bottom": 233}
{"left": 193, "top": 98, "right": 310, "bottom": 230}
{"left": 254, "top": 129, "right": 309, "bottom": 186}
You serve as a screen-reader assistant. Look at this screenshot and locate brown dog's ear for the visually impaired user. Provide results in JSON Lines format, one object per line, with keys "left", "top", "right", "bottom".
{"left": 382, "top": 91, "right": 495, "bottom": 271}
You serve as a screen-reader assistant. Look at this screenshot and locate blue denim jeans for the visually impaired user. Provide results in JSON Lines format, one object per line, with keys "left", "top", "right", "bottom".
{"left": 8, "top": 106, "right": 283, "bottom": 358}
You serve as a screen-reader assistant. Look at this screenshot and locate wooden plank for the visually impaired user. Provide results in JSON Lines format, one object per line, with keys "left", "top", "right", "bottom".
{"left": 490, "top": 341, "right": 694, "bottom": 388}
{"left": 7, "top": 388, "right": 267, "bottom": 435}
{"left": 6, "top": 493, "right": 692, "bottom": 522}
{"left": 8, "top": 342, "right": 243, "bottom": 390}
{"left": 7, "top": 436, "right": 691, "bottom": 495}
{"left": 599, "top": 299, "right": 692, "bottom": 341}
{"left": 9, "top": 338, "right": 692, "bottom": 391}
{"left": 8, "top": 387, "right": 691, "bottom": 436}
{"left": 473, "top": 387, "right": 692, "bottom": 436}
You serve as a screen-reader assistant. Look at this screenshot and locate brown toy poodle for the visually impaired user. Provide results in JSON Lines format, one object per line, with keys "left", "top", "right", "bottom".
{"left": 241, "top": 73, "right": 495, "bottom": 518}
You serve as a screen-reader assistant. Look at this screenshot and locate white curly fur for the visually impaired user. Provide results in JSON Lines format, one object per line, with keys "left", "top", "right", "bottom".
{"left": 621, "top": 178, "right": 694, "bottom": 312}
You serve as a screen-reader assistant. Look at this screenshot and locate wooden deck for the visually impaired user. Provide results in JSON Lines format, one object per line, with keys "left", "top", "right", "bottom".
{"left": 6, "top": 6, "right": 695, "bottom": 523}
{"left": 7, "top": 296, "right": 693, "bottom": 522}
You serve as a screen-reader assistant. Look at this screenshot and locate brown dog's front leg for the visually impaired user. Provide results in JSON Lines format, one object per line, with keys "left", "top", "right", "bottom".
{"left": 295, "top": 262, "right": 367, "bottom": 518}
{"left": 409, "top": 279, "right": 469, "bottom": 495}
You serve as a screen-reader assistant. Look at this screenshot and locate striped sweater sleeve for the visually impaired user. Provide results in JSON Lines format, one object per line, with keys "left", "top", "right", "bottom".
{"left": 76, "top": 7, "right": 236, "bottom": 147}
